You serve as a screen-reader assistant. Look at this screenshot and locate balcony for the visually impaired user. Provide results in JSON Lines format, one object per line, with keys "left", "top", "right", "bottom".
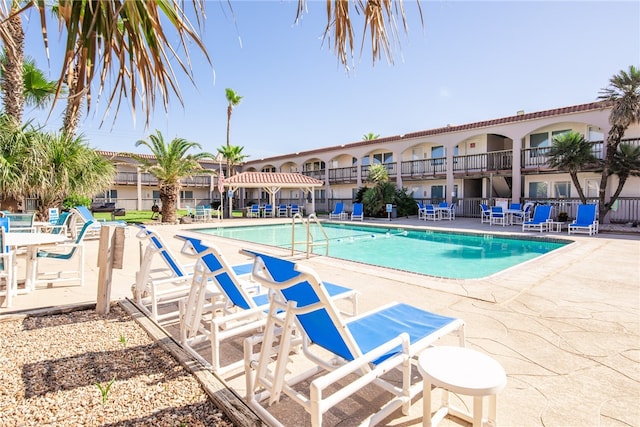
{"left": 113, "top": 172, "right": 211, "bottom": 187}
{"left": 328, "top": 166, "right": 358, "bottom": 184}
{"left": 400, "top": 158, "right": 446, "bottom": 179}
{"left": 301, "top": 170, "right": 326, "bottom": 182}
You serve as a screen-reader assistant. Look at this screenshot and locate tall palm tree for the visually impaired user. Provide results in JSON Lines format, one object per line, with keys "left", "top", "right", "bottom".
{"left": 597, "top": 65, "right": 640, "bottom": 221}
{"left": 0, "top": 0, "right": 25, "bottom": 126}
{"left": 546, "top": 131, "right": 598, "bottom": 204}
{"left": 1, "top": 0, "right": 211, "bottom": 130}
{"left": 134, "top": 131, "right": 215, "bottom": 223}
{"left": 225, "top": 88, "right": 243, "bottom": 148}
{"left": 217, "top": 144, "right": 248, "bottom": 178}
{"left": 608, "top": 143, "right": 640, "bottom": 204}
{"left": 0, "top": 55, "right": 58, "bottom": 111}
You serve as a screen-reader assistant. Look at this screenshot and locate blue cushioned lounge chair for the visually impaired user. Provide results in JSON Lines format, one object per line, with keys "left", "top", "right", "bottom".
{"left": 134, "top": 225, "right": 254, "bottom": 322}
{"left": 568, "top": 204, "right": 599, "bottom": 235}
{"left": 329, "top": 202, "right": 345, "bottom": 220}
{"left": 175, "top": 236, "right": 359, "bottom": 378}
{"left": 351, "top": 202, "right": 364, "bottom": 221}
{"left": 480, "top": 203, "right": 491, "bottom": 223}
{"left": 522, "top": 205, "right": 552, "bottom": 232}
{"left": 242, "top": 249, "right": 465, "bottom": 427}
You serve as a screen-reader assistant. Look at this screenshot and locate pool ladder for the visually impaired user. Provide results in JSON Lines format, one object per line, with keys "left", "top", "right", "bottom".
{"left": 291, "top": 213, "right": 329, "bottom": 258}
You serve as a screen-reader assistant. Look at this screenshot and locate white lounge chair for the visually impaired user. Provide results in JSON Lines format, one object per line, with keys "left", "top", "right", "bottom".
{"left": 242, "top": 250, "right": 465, "bottom": 427}
{"left": 351, "top": 202, "right": 364, "bottom": 221}
{"left": 0, "top": 219, "right": 16, "bottom": 308}
{"left": 568, "top": 204, "right": 599, "bottom": 235}
{"left": 522, "top": 205, "right": 553, "bottom": 232}
{"left": 329, "top": 202, "right": 346, "bottom": 220}
{"left": 175, "top": 235, "right": 359, "bottom": 378}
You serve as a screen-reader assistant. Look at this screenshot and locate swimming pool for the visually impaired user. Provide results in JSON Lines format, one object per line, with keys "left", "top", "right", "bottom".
{"left": 195, "top": 223, "right": 568, "bottom": 279}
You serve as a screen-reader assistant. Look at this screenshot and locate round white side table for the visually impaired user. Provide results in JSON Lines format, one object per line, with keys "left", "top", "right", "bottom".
{"left": 418, "top": 346, "right": 507, "bottom": 427}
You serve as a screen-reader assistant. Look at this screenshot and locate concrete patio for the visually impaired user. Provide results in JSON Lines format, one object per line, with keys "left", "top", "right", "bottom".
{"left": 2, "top": 216, "right": 638, "bottom": 426}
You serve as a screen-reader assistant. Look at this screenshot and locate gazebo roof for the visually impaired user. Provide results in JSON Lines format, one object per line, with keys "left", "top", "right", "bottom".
{"left": 223, "top": 172, "right": 323, "bottom": 189}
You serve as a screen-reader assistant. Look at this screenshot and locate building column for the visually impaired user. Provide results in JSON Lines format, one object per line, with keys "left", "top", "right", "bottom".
{"left": 394, "top": 150, "right": 403, "bottom": 190}
{"left": 511, "top": 136, "right": 523, "bottom": 202}
{"left": 136, "top": 167, "right": 142, "bottom": 210}
{"left": 446, "top": 146, "right": 454, "bottom": 204}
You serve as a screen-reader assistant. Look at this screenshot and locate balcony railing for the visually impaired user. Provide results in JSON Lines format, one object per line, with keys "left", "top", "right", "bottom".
{"left": 328, "top": 166, "right": 358, "bottom": 184}
{"left": 301, "top": 170, "right": 326, "bottom": 182}
{"left": 113, "top": 172, "right": 211, "bottom": 187}
{"left": 399, "top": 157, "right": 446, "bottom": 178}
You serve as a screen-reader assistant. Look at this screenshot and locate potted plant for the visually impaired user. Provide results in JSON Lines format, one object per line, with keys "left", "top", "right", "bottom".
{"left": 557, "top": 212, "right": 569, "bottom": 222}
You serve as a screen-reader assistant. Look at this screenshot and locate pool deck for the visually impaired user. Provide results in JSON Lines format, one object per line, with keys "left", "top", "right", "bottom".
{"left": 2, "top": 216, "right": 639, "bottom": 426}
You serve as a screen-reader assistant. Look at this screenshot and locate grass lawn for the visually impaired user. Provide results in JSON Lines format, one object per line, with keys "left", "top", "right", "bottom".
{"left": 90, "top": 209, "right": 245, "bottom": 224}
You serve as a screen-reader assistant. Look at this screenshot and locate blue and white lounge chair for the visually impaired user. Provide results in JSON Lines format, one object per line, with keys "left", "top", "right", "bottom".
{"left": 35, "top": 220, "right": 95, "bottom": 287}
{"left": 490, "top": 206, "right": 507, "bottom": 226}
{"left": 242, "top": 250, "right": 465, "bottom": 427}
{"left": 568, "top": 204, "right": 599, "bottom": 235}
{"left": 175, "top": 236, "right": 359, "bottom": 378}
{"left": 480, "top": 203, "right": 491, "bottom": 223}
{"left": 351, "top": 202, "right": 364, "bottom": 221}
{"left": 248, "top": 204, "right": 261, "bottom": 218}
{"left": 134, "top": 225, "right": 253, "bottom": 322}
{"left": 417, "top": 202, "right": 427, "bottom": 220}
{"left": 424, "top": 204, "right": 438, "bottom": 221}
{"left": 73, "top": 205, "right": 127, "bottom": 238}
{"left": 263, "top": 204, "right": 274, "bottom": 218}
{"left": 277, "top": 204, "right": 288, "bottom": 217}
{"left": 329, "top": 202, "right": 345, "bottom": 220}
{"left": 522, "top": 205, "right": 552, "bottom": 232}
{"left": 0, "top": 218, "right": 15, "bottom": 308}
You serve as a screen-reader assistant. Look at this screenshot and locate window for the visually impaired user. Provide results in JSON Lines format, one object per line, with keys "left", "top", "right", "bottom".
{"left": 553, "top": 182, "right": 571, "bottom": 198}
{"left": 180, "top": 190, "right": 193, "bottom": 199}
{"left": 372, "top": 152, "right": 393, "bottom": 164}
{"left": 588, "top": 127, "right": 604, "bottom": 142}
{"left": 528, "top": 182, "right": 548, "bottom": 198}
{"left": 585, "top": 179, "right": 599, "bottom": 198}
{"left": 530, "top": 133, "right": 549, "bottom": 149}
{"left": 431, "top": 146, "right": 444, "bottom": 159}
{"left": 431, "top": 185, "right": 444, "bottom": 199}
{"left": 261, "top": 166, "right": 276, "bottom": 173}
{"left": 98, "top": 189, "right": 117, "bottom": 200}
{"left": 551, "top": 129, "right": 571, "bottom": 142}
{"left": 152, "top": 191, "right": 160, "bottom": 199}
{"left": 303, "top": 161, "right": 325, "bottom": 171}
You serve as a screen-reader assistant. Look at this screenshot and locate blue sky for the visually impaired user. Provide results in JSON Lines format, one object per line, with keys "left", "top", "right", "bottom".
{"left": 23, "top": 1, "right": 640, "bottom": 161}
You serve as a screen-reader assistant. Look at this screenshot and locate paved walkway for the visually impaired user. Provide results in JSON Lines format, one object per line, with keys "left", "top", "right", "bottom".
{"left": 2, "top": 217, "right": 639, "bottom": 426}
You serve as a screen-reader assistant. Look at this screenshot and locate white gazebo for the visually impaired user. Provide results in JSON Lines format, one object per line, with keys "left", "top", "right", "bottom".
{"left": 221, "top": 172, "right": 324, "bottom": 218}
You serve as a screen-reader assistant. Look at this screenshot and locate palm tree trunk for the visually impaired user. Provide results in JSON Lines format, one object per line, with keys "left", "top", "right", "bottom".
{"left": 569, "top": 172, "right": 587, "bottom": 204}
{"left": 159, "top": 183, "right": 179, "bottom": 223}
{"left": 598, "top": 125, "right": 625, "bottom": 221}
{"left": 1, "top": 4, "right": 25, "bottom": 125}
{"left": 62, "top": 58, "right": 82, "bottom": 136}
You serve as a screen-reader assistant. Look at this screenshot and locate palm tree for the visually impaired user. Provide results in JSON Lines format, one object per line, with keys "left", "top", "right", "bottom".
{"left": 217, "top": 145, "right": 248, "bottom": 178}
{"left": 362, "top": 132, "right": 380, "bottom": 140}
{"left": 1, "top": 1, "right": 211, "bottom": 130}
{"left": 0, "top": 55, "right": 58, "bottom": 112}
{"left": 134, "top": 131, "right": 215, "bottom": 224}
{"left": 546, "top": 131, "right": 598, "bottom": 204}
{"left": 0, "top": 0, "right": 25, "bottom": 126}
{"left": 25, "top": 131, "right": 115, "bottom": 220}
{"left": 225, "top": 88, "right": 243, "bottom": 148}
{"left": 608, "top": 143, "right": 640, "bottom": 204}
{"left": 597, "top": 65, "right": 640, "bottom": 221}
{"left": 0, "top": 115, "right": 113, "bottom": 219}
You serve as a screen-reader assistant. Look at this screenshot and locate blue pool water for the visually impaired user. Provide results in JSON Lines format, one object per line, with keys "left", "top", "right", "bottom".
{"left": 196, "top": 223, "right": 568, "bottom": 279}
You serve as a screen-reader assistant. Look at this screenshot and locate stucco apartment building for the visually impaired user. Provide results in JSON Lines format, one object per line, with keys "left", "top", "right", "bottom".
{"left": 100, "top": 101, "right": 640, "bottom": 223}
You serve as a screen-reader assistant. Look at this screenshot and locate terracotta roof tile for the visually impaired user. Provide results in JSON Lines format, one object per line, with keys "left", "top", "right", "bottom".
{"left": 224, "top": 172, "right": 323, "bottom": 186}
